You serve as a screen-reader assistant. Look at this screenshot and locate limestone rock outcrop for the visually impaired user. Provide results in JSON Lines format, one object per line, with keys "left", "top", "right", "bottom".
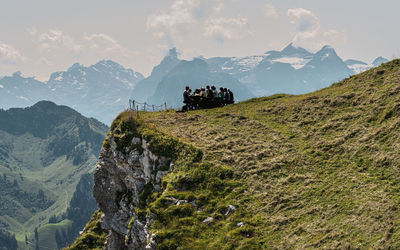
{"left": 93, "top": 134, "right": 172, "bottom": 249}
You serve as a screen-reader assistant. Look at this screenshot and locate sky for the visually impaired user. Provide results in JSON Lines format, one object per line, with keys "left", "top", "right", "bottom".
{"left": 1, "top": 0, "right": 399, "bottom": 81}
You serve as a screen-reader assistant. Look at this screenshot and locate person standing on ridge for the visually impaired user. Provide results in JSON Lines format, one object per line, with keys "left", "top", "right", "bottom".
{"left": 183, "top": 86, "right": 191, "bottom": 111}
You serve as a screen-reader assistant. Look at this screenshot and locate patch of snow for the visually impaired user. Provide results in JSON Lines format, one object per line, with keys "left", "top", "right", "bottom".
{"left": 348, "top": 64, "right": 373, "bottom": 74}
{"left": 321, "top": 53, "right": 330, "bottom": 61}
{"left": 232, "top": 56, "right": 265, "bottom": 69}
{"left": 222, "top": 66, "right": 234, "bottom": 71}
{"left": 54, "top": 75, "right": 63, "bottom": 81}
{"left": 17, "top": 96, "right": 29, "bottom": 101}
{"left": 0, "top": 84, "right": 3, "bottom": 89}
{"left": 271, "top": 57, "right": 311, "bottom": 69}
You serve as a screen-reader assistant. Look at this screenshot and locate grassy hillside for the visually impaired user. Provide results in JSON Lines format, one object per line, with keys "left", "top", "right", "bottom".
{"left": 79, "top": 59, "right": 400, "bottom": 248}
{"left": 0, "top": 101, "right": 108, "bottom": 249}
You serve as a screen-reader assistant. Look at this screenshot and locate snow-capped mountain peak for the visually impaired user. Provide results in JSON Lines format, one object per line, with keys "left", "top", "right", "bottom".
{"left": 280, "top": 43, "right": 313, "bottom": 57}
{"left": 372, "top": 56, "right": 389, "bottom": 67}
{"left": 315, "top": 45, "right": 337, "bottom": 58}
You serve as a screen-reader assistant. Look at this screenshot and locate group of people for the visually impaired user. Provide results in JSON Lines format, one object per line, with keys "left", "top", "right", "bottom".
{"left": 183, "top": 85, "right": 234, "bottom": 111}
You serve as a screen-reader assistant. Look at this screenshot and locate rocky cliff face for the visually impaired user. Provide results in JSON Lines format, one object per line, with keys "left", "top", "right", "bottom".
{"left": 93, "top": 132, "right": 173, "bottom": 249}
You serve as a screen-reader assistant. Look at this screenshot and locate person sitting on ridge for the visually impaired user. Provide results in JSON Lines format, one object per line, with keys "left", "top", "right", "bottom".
{"left": 224, "top": 88, "right": 231, "bottom": 103}
{"left": 201, "top": 87, "right": 207, "bottom": 97}
{"left": 218, "top": 87, "right": 224, "bottom": 99}
{"left": 228, "top": 88, "right": 234, "bottom": 104}
{"left": 212, "top": 86, "right": 218, "bottom": 98}
{"left": 206, "top": 85, "right": 212, "bottom": 98}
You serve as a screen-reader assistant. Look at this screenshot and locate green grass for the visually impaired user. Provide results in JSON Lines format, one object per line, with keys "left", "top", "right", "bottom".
{"left": 0, "top": 106, "right": 107, "bottom": 249}
{"left": 67, "top": 210, "right": 107, "bottom": 250}
{"left": 37, "top": 220, "right": 73, "bottom": 249}
{"left": 81, "top": 59, "right": 400, "bottom": 248}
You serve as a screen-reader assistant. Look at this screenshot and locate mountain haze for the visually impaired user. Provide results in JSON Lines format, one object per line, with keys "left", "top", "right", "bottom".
{"left": 0, "top": 45, "right": 387, "bottom": 123}
{"left": 0, "top": 61, "right": 144, "bottom": 125}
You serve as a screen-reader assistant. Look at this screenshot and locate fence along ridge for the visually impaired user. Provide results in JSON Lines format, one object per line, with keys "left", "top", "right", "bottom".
{"left": 129, "top": 99, "right": 167, "bottom": 112}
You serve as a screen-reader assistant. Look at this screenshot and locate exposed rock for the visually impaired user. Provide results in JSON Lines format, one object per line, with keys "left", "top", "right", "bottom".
{"left": 225, "top": 205, "right": 237, "bottom": 216}
{"left": 202, "top": 217, "right": 214, "bottom": 224}
{"left": 176, "top": 200, "right": 188, "bottom": 206}
{"left": 93, "top": 135, "right": 173, "bottom": 249}
{"left": 145, "top": 234, "right": 157, "bottom": 250}
{"left": 237, "top": 222, "right": 244, "bottom": 227}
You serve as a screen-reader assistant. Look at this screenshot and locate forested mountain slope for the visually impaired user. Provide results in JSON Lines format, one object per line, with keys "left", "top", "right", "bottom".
{"left": 0, "top": 101, "right": 108, "bottom": 249}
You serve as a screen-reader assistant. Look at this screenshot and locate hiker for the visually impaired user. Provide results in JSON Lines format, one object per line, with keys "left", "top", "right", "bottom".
{"left": 201, "top": 87, "right": 207, "bottom": 97}
{"left": 218, "top": 87, "right": 224, "bottom": 99}
{"left": 194, "top": 89, "right": 201, "bottom": 96}
{"left": 212, "top": 86, "right": 218, "bottom": 98}
{"left": 228, "top": 88, "right": 234, "bottom": 104}
{"left": 224, "top": 88, "right": 231, "bottom": 103}
{"left": 206, "top": 85, "right": 212, "bottom": 98}
{"left": 183, "top": 86, "right": 192, "bottom": 111}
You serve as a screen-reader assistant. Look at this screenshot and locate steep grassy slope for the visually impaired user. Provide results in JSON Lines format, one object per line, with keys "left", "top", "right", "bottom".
{"left": 78, "top": 59, "right": 400, "bottom": 248}
{"left": 0, "top": 101, "right": 108, "bottom": 249}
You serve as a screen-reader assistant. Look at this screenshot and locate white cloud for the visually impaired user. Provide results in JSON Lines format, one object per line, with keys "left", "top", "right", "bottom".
{"left": 0, "top": 41, "right": 27, "bottom": 64}
{"left": 37, "top": 29, "right": 81, "bottom": 53}
{"left": 287, "top": 8, "right": 320, "bottom": 43}
{"left": 83, "top": 33, "right": 128, "bottom": 55}
{"left": 286, "top": 8, "right": 348, "bottom": 50}
{"left": 147, "top": 0, "right": 236, "bottom": 46}
{"left": 204, "top": 17, "right": 250, "bottom": 43}
{"left": 323, "top": 29, "right": 348, "bottom": 44}
{"left": 37, "top": 57, "right": 53, "bottom": 66}
{"left": 147, "top": 0, "right": 205, "bottom": 46}
{"left": 264, "top": 4, "right": 278, "bottom": 18}
{"left": 29, "top": 29, "right": 136, "bottom": 59}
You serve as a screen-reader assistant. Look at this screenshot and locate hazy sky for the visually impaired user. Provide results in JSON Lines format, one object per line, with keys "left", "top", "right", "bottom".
{"left": 1, "top": 0, "right": 399, "bottom": 80}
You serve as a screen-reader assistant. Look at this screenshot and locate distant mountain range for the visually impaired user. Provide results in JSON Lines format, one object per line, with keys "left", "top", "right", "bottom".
{"left": 0, "top": 101, "right": 108, "bottom": 249}
{"left": 206, "top": 43, "right": 388, "bottom": 96}
{"left": 0, "top": 45, "right": 388, "bottom": 123}
{"left": 0, "top": 61, "right": 143, "bottom": 125}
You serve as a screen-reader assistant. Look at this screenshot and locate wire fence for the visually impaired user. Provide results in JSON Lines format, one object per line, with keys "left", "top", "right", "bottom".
{"left": 129, "top": 99, "right": 168, "bottom": 112}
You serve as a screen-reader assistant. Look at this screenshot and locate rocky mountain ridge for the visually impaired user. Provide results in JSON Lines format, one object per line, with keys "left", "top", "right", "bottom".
{"left": 72, "top": 59, "right": 400, "bottom": 249}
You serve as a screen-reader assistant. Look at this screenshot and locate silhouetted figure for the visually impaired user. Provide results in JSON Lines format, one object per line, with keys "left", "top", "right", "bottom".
{"left": 182, "top": 85, "right": 234, "bottom": 111}
{"left": 224, "top": 88, "right": 230, "bottom": 103}
{"left": 212, "top": 86, "right": 218, "bottom": 98}
{"left": 206, "top": 85, "right": 212, "bottom": 98}
{"left": 228, "top": 88, "right": 234, "bottom": 104}
{"left": 183, "top": 86, "right": 192, "bottom": 111}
